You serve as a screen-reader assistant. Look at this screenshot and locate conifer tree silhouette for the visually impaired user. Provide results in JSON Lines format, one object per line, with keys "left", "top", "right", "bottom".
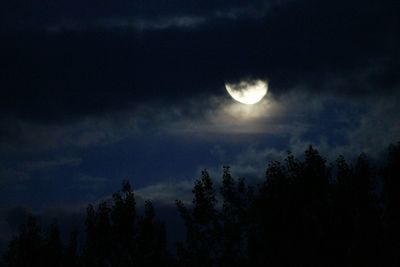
{"left": 3, "top": 143, "right": 400, "bottom": 267}
{"left": 3, "top": 216, "right": 43, "bottom": 267}
{"left": 110, "top": 181, "right": 137, "bottom": 266}
{"left": 382, "top": 143, "right": 400, "bottom": 266}
{"left": 64, "top": 229, "right": 79, "bottom": 267}
{"left": 220, "top": 166, "right": 250, "bottom": 267}
{"left": 176, "top": 170, "right": 219, "bottom": 267}
{"left": 43, "top": 221, "right": 63, "bottom": 267}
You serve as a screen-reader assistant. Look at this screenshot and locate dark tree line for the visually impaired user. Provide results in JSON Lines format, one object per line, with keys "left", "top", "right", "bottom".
{"left": 2, "top": 182, "right": 172, "bottom": 267}
{"left": 3, "top": 143, "right": 400, "bottom": 266}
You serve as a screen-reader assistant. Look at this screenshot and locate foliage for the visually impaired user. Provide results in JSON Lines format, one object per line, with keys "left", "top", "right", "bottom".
{"left": 3, "top": 144, "right": 400, "bottom": 266}
{"left": 3, "top": 181, "right": 171, "bottom": 267}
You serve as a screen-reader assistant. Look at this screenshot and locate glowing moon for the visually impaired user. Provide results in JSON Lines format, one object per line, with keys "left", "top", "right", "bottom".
{"left": 225, "top": 79, "right": 268, "bottom": 105}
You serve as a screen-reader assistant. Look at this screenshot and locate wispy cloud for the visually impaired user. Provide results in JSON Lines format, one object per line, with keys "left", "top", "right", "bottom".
{"left": 40, "top": 1, "right": 285, "bottom": 33}
{"left": 0, "top": 168, "right": 30, "bottom": 188}
{"left": 99, "top": 16, "right": 206, "bottom": 31}
{"left": 46, "top": 15, "right": 207, "bottom": 33}
{"left": 0, "top": 112, "right": 141, "bottom": 153}
{"left": 136, "top": 180, "right": 194, "bottom": 206}
{"left": 2, "top": 85, "right": 399, "bottom": 160}
{"left": 26, "top": 158, "right": 82, "bottom": 171}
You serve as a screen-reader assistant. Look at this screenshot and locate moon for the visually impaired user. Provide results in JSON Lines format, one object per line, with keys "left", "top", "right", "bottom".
{"left": 225, "top": 79, "right": 268, "bottom": 105}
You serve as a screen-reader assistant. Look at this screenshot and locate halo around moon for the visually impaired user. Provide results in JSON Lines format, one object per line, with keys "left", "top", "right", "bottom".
{"left": 225, "top": 79, "right": 268, "bottom": 105}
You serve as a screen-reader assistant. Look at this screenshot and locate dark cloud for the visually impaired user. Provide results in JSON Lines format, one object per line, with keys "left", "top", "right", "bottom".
{"left": 0, "top": 0, "right": 280, "bottom": 30}
{"left": 1, "top": 0, "right": 398, "bottom": 125}
{"left": 1, "top": 0, "right": 399, "bottom": 253}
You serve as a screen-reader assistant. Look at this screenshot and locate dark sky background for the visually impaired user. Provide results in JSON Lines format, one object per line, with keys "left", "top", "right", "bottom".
{"left": 0, "top": 0, "right": 399, "bottom": 249}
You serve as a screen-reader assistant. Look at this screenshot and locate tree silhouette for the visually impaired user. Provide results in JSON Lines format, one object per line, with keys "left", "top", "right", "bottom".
{"left": 136, "top": 200, "right": 169, "bottom": 266}
{"left": 219, "top": 167, "right": 250, "bottom": 267}
{"left": 80, "top": 181, "right": 171, "bottom": 267}
{"left": 176, "top": 170, "right": 220, "bottom": 267}
{"left": 64, "top": 229, "right": 79, "bottom": 267}
{"left": 3, "top": 216, "right": 43, "bottom": 267}
{"left": 82, "top": 201, "right": 113, "bottom": 267}
{"left": 328, "top": 155, "right": 354, "bottom": 266}
{"left": 348, "top": 154, "right": 382, "bottom": 266}
{"left": 382, "top": 143, "right": 400, "bottom": 266}
{"left": 110, "top": 181, "right": 137, "bottom": 266}
{"left": 43, "top": 221, "right": 63, "bottom": 267}
{"left": 3, "top": 143, "right": 400, "bottom": 267}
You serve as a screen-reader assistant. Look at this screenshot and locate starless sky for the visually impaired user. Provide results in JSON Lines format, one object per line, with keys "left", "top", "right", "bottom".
{"left": 0, "top": 0, "right": 399, "bottom": 245}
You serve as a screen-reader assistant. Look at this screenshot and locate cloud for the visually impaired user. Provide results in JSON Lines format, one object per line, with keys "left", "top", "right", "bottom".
{"left": 1, "top": 77, "right": 399, "bottom": 160}
{"left": 1, "top": 0, "right": 398, "bottom": 127}
{"left": 164, "top": 96, "right": 289, "bottom": 136}
{"left": 46, "top": 15, "right": 207, "bottom": 33}
{"left": 149, "top": 85, "right": 399, "bottom": 180}
{"left": 0, "top": 112, "right": 141, "bottom": 153}
{"left": 0, "top": 0, "right": 398, "bottom": 213}
{"left": 100, "top": 16, "right": 206, "bottom": 30}
{"left": 26, "top": 158, "right": 82, "bottom": 171}
{"left": 1, "top": 0, "right": 286, "bottom": 31}
{"left": 0, "top": 168, "right": 30, "bottom": 188}
{"left": 42, "top": 0, "right": 287, "bottom": 32}
{"left": 136, "top": 180, "right": 195, "bottom": 206}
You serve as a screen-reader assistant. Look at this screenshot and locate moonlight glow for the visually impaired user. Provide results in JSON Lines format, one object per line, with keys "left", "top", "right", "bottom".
{"left": 225, "top": 79, "right": 268, "bottom": 105}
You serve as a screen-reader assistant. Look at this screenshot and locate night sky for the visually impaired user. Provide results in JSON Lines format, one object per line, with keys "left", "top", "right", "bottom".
{"left": 1, "top": 0, "right": 399, "bottom": 249}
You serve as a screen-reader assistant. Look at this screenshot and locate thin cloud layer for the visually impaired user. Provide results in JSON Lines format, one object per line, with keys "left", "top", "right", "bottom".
{"left": 1, "top": 0, "right": 398, "bottom": 125}
{"left": 1, "top": 0, "right": 287, "bottom": 31}
{"left": 0, "top": 0, "right": 399, "bottom": 254}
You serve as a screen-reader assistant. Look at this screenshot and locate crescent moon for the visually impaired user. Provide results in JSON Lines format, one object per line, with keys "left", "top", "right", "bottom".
{"left": 225, "top": 79, "right": 268, "bottom": 105}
